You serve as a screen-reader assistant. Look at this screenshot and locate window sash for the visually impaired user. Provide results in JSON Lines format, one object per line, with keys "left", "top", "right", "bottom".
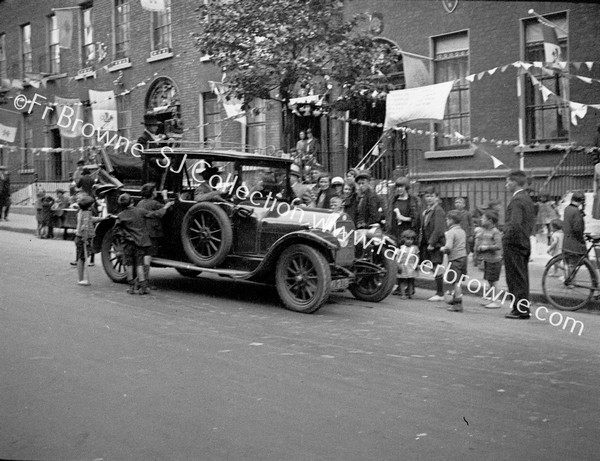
{"left": 114, "top": 0, "right": 130, "bottom": 59}
{"left": 22, "top": 24, "right": 32, "bottom": 74}
{"left": 152, "top": 0, "right": 171, "bottom": 50}
{"left": 0, "top": 34, "right": 7, "bottom": 79}
{"left": 203, "top": 93, "right": 222, "bottom": 147}
{"left": 49, "top": 15, "right": 60, "bottom": 74}
{"left": 82, "top": 8, "right": 95, "bottom": 66}
{"left": 523, "top": 19, "right": 569, "bottom": 143}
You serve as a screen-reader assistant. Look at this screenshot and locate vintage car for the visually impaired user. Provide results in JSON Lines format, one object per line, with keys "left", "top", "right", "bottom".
{"left": 93, "top": 146, "right": 397, "bottom": 313}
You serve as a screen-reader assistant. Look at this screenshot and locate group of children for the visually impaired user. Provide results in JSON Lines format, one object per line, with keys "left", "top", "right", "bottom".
{"left": 395, "top": 201, "right": 504, "bottom": 313}
{"left": 74, "top": 183, "right": 172, "bottom": 293}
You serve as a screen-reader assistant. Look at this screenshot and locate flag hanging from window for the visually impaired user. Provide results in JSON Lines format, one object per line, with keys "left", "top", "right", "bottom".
{"left": 89, "top": 90, "right": 118, "bottom": 132}
{"left": 541, "top": 24, "right": 562, "bottom": 65}
{"left": 55, "top": 97, "right": 82, "bottom": 138}
{"left": 140, "top": 0, "right": 167, "bottom": 11}
{"left": 55, "top": 10, "right": 73, "bottom": 49}
{"left": 209, "top": 81, "right": 246, "bottom": 125}
{"left": 0, "top": 109, "right": 19, "bottom": 143}
{"left": 401, "top": 52, "right": 432, "bottom": 89}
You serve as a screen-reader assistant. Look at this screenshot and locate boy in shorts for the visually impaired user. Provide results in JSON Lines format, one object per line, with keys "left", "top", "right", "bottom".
{"left": 116, "top": 193, "right": 172, "bottom": 295}
{"left": 475, "top": 210, "right": 503, "bottom": 308}
{"left": 441, "top": 210, "right": 468, "bottom": 312}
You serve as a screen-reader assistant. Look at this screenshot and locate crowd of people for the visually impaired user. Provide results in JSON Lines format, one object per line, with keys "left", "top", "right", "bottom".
{"left": 290, "top": 165, "right": 586, "bottom": 319}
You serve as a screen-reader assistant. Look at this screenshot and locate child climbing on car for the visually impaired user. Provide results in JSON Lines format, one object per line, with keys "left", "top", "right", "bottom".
{"left": 115, "top": 193, "right": 172, "bottom": 295}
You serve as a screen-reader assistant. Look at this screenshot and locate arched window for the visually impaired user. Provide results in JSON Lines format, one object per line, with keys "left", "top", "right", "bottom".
{"left": 145, "top": 77, "right": 182, "bottom": 137}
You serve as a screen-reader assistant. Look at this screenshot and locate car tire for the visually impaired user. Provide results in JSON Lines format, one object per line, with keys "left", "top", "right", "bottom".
{"left": 181, "top": 202, "right": 233, "bottom": 268}
{"left": 101, "top": 228, "right": 128, "bottom": 284}
{"left": 275, "top": 244, "right": 331, "bottom": 314}
{"left": 349, "top": 250, "right": 397, "bottom": 302}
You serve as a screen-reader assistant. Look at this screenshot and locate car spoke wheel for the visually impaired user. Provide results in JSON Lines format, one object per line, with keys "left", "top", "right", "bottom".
{"left": 349, "top": 250, "right": 397, "bottom": 302}
{"left": 276, "top": 244, "right": 331, "bottom": 313}
{"left": 181, "top": 202, "right": 233, "bottom": 268}
{"left": 101, "top": 228, "right": 127, "bottom": 283}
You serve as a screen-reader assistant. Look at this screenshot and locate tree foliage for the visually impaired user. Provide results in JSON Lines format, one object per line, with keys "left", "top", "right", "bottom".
{"left": 193, "top": 0, "right": 403, "bottom": 111}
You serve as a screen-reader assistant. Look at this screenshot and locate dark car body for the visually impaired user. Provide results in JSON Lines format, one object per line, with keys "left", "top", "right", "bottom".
{"left": 94, "top": 147, "right": 396, "bottom": 313}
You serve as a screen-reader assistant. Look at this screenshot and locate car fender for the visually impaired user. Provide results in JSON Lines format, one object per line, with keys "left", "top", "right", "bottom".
{"left": 252, "top": 230, "right": 338, "bottom": 280}
{"left": 93, "top": 216, "right": 117, "bottom": 253}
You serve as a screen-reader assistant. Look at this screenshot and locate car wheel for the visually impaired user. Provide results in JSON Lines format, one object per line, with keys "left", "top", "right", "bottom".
{"left": 101, "top": 228, "right": 127, "bottom": 284}
{"left": 176, "top": 268, "right": 200, "bottom": 278}
{"left": 349, "top": 250, "right": 397, "bottom": 302}
{"left": 181, "top": 202, "right": 233, "bottom": 268}
{"left": 275, "top": 244, "right": 331, "bottom": 314}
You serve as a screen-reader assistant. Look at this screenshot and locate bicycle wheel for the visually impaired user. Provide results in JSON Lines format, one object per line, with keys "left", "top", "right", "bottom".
{"left": 542, "top": 254, "right": 597, "bottom": 311}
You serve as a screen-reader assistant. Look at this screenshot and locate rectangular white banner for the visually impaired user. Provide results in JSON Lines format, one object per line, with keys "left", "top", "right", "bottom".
{"left": 384, "top": 81, "right": 455, "bottom": 129}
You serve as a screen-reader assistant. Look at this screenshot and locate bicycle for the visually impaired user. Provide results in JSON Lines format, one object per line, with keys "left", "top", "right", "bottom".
{"left": 542, "top": 234, "right": 600, "bottom": 311}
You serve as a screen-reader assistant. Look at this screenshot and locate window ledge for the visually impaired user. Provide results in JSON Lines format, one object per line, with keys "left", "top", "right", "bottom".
{"left": 147, "top": 49, "right": 173, "bottom": 63}
{"left": 74, "top": 68, "right": 97, "bottom": 80}
{"left": 45, "top": 73, "right": 67, "bottom": 81}
{"left": 424, "top": 146, "right": 476, "bottom": 159}
{"left": 107, "top": 58, "right": 132, "bottom": 72}
{"left": 514, "top": 143, "right": 572, "bottom": 153}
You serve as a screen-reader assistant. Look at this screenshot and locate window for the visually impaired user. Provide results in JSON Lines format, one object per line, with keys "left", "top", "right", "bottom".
{"left": 152, "top": 0, "right": 171, "bottom": 51}
{"left": 114, "top": 0, "right": 130, "bottom": 60}
{"left": 81, "top": 7, "right": 95, "bottom": 67}
{"left": 202, "top": 93, "right": 222, "bottom": 147}
{"left": 0, "top": 34, "right": 7, "bottom": 80}
{"left": 434, "top": 32, "right": 469, "bottom": 149}
{"left": 49, "top": 15, "right": 60, "bottom": 74}
{"left": 524, "top": 14, "right": 569, "bottom": 143}
{"left": 247, "top": 99, "right": 266, "bottom": 151}
{"left": 21, "top": 24, "right": 32, "bottom": 74}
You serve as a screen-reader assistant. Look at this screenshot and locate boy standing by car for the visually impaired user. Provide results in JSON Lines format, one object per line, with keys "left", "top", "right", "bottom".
{"left": 75, "top": 195, "right": 102, "bottom": 286}
{"left": 116, "top": 193, "right": 172, "bottom": 295}
{"left": 441, "top": 210, "right": 467, "bottom": 312}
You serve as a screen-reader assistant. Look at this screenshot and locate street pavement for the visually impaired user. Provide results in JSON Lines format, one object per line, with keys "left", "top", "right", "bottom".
{"left": 3, "top": 209, "right": 599, "bottom": 311}
{"left": 1, "top": 221, "right": 600, "bottom": 460}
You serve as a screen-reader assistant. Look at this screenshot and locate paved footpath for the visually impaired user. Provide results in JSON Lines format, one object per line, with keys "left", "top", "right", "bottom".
{"left": 2, "top": 209, "right": 599, "bottom": 312}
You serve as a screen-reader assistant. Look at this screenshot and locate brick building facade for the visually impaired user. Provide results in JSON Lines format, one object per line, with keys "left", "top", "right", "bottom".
{"left": 346, "top": 0, "right": 600, "bottom": 207}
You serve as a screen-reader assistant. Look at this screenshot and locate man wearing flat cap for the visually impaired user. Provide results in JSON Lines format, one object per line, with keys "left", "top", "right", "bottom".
{"left": 355, "top": 170, "right": 383, "bottom": 229}
{"left": 290, "top": 164, "right": 313, "bottom": 206}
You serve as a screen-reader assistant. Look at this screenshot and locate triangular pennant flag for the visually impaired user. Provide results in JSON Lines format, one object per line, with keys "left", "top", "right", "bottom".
{"left": 586, "top": 62, "right": 594, "bottom": 71}
{"left": 487, "top": 67, "right": 497, "bottom": 76}
{"left": 477, "top": 72, "right": 485, "bottom": 80}
{"left": 512, "top": 61, "right": 523, "bottom": 68}
{"left": 466, "top": 74, "right": 476, "bottom": 82}
{"left": 569, "top": 102, "right": 588, "bottom": 126}
{"left": 573, "top": 62, "right": 582, "bottom": 71}
{"left": 578, "top": 76, "right": 592, "bottom": 84}
{"left": 501, "top": 65, "right": 510, "bottom": 72}
{"left": 521, "top": 63, "right": 533, "bottom": 70}
{"left": 558, "top": 62, "right": 568, "bottom": 70}
{"left": 533, "top": 61, "right": 544, "bottom": 68}
{"left": 11, "top": 79, "right": 23, "bottom": 90}
{"left": 540, "top": 85, "right": 552, "bottom": 102}
{"left": 589, "top": 104, "right": 600, "bottom": 110}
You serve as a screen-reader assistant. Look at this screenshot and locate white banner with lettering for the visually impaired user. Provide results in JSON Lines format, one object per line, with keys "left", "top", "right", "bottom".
{"left": 383, "top": 81, "right": 454, "bottom": 129}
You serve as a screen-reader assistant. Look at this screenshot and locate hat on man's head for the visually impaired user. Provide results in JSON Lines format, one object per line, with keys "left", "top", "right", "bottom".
{"left": 290, "top": 164, "right": 302, "bottom": 178}
{"left": 78, "top": 195, "right": 96, "bottom": 210}
{"left": 331, "top": 176, "right": 344, "bottom": 186}
{"left": 77, "top": 158, "right": 85, "bottom": 166}
{"left": 56, "top": 189, "right": 66, "bottom": 194}
{"left": 354, "top": 170, "right": 372, "bottom": 181}
{"left": 572, "top": 190, "right": 586, "bottom": 203}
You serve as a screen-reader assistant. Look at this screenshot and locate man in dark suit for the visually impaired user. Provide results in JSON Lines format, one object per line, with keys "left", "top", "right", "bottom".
{"left": 355, "top": 170, "right": 383, "bottom": 229}
{"left": 503, "top": 170, "right": 536, "bottom": 319}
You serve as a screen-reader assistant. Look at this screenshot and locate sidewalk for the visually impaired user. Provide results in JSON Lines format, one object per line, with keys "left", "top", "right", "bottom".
{"left": 1, "top": 208, "right": 598, "bottom": 311}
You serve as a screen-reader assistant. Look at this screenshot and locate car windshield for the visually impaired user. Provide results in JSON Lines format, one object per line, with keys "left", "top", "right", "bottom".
{"left": 240, "top": 165, "right": 287, "bottom": 200}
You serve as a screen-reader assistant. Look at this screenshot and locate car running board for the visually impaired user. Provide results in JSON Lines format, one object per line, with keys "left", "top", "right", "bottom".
{"left": 152, "top": 258, "right": 251, "bottom": 278}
